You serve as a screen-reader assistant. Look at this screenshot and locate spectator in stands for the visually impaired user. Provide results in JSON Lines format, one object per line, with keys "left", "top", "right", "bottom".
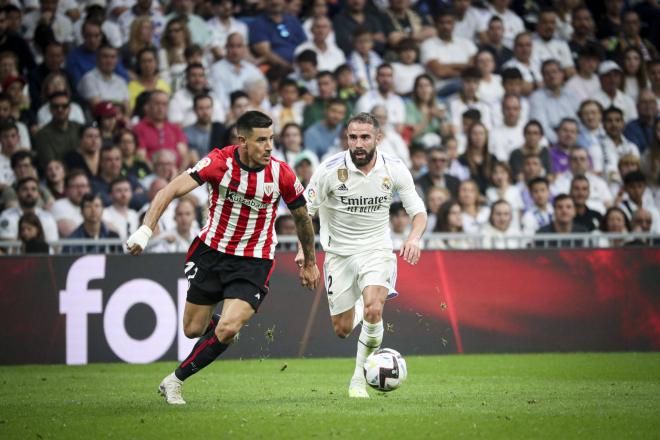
{"left": 294, "top": 16, "right": 345, "bottom": 73}
{"left": 624, "top": 90, "right": 658, "bottom": 154}
{"left": 424, "top": 186, "right": 450, "bottom": 233}
{"left": 0, "top": 151, "right": 53, "bottom": 210}
{"left": 117, "top": 0, "right": 165, "bottom": 49}
{"left": 490, "top": 94, "right": 525, "bottom": 163}
{"left": 333, "top": 0, "right": 385, "bottom": 56}
{"left": 480, "top": 0, "right": 525, "bottom": 50}
{"left": 0, "top": 177, "right": 58, "bottom": 242}
{"left": 594, "top": 61, "right": 637, "bottom": 123}
{"left": 549, "top": 118, "right": 580, "bottom": 175}
{"left": 371, "top": 105, "right": 410, "bottom": 166}
{"left": 290, "top": 50, "right": 319, "bottom": 98}
{"left": 458, "top": 179, "right": 489, "bottom": 233}
{"left": 94, "top": 102, "right": 120, "bottom": 149}
{"left": 597, "top": 0, "right": 625, "bottom": 42}
{"left": 458, "top": 122, "right": 495, "bottom": 194}
{"left": 532, "top": 8, "right": 575, "bottom": 77}
{"left": 44, "top": 159, "right": 66, "bottom": 200}
{"left": 49, "top": 170, "right": 89, "bottom": 237}
{"left": 429, "top": 200, "right": 469, "bottom": 249}
{"left": 66, "top": 20, "right": 129, "bottom": 86}
{"left": 641, "top": 119, "right": 660, "bottom": 186}
{"left": 0, "top": 8, "right": 35, "bottom": 75}
{"left": 620, "top": 47, "right": 648, "bottom": 103}
{"left": 157, "top": 18, "right": 190, "bottom": 92}
{"left": 478, "top": 16, "right": 513, "bottom": 72}
{"left": 502, "top": 32, "right": 542, "bottom": 96}
{"left": 629, "top": 208, "right": 654, "bottom": 245}
{"left": 73, "top": 4, "right": 122, "bottom": 49}
{"left": 356, "top": 63, "right": 405, "bottom": 132}
{"left": 210, "top": 32, "right": 265, "bottom": 109}
{"left": 0, "top": 93, "right": 30, "bottom": 150}
{"left": 184, "top": 94, "right": 226, "bottom": 162}
{"left": 273, "top": 122, "right": 303, "bottom": 169}
{"left": 348, "top": 27, "right": 382, "bottom": 93}
{"left": 565, "top": 44, "right": 602, "bottom": 106}
{"left": 133, "top": 90, "right": 189, "bottom": 169}
{"left": 448, "top": 67, "right": 493, "bottom": 133}
{"left": 140, "top": 148, "right": 178, "bottom": 191}
{"left": 127, "top": 47, "right": 171, "bottom": 112}
{"left": 244, "top": 74, "right": 271, "bottom": 117}
{"left": 92, "top": 145, "right": 145, "bottom": 209}
{"left": 599, "top": 206, "right": 631, "bottom": 247}
{"left": 168, "top": 63, "right": 225, "bottom": 128}
{"left": 598, "top": 107, "right": 640, "bottom": 182}
{"left": 65, "top": 192, "right": 121, "bottom": 254}
{"left": 102, "top": 176, "right": 139, "bottom": 241}
{"left": 274, "top": 213, "right": 296, "bottom": 250}
{"left": 475, "top": 49, "right": 504, "bottom": 107}
{"left": 293, "top": 150, "right": 318, "bottom": 187}
{"left": 18, "top": 212, "right": 49, "bottom": 254}
{"left": 530, "top": 60, "right": 579, "bottom": 144}
{"left": 521, "top": 176, "right": 553, "bottom": 235}
{"left": 391, "top": 38, "right": 425, "bottom": 96}
{"left": 381, "top": 0, "right": 436, "bottom": 47}
{"left": 611, "top": 10, "right": 658, "bottom": 62}
{"left": 164, "top": 0, "right": 209, "bottom": 48}
{"left": 415, "top": 147, "right": 459, "bottom": 200}
{"left": 302, "top": 71, "right": 339, "bottom": 131}
{"left": 648, "top": 60, "right": 660, "bottom": 108}
{"left": 552, "top": 147, "right": 613, "bottom": 214}
{"left": 207, "top": 0, "right": 249, "bottom": 61}
{"left": 535, "top": 194, "right": 588, "bottom": 247}
{"left": 610, "top": 154, "right": 655, "bottom": 204}
{"left": 271, "top": 79, "right": 305, "bottom": 135}
{"left": 3, "top": 75, "right": 31, "bottom": 128}
{"left": 619, "top": 170, "right": 660, "bottom": 233}
{"left": 249, "top": 0, "right": 307, "bottom": 70}
{"left": 120, "top": 16, "right": 155, "bottom": 74}
{"left": 116, "top": 128, "right": 150, "bottom": 181}
{"left": 147, "top": 196, "right": 198, "bottom": 253}
{"left": 516, "top": 153, "right": 545, "bottom": 210}
{"left": 304, "top": 98, "right": 346, "bottom": 159}
{"left": 570, "top": 175, "right": 603, "bottom": 232}
{"left": 389, "top": 201, "right": 410, "bottom": 250}
{"left": 225, "top": 90, "right": 250, "bottom": 127}
{"left": 486, "top": 162, "right": 524, "bottom": 220}
{"left": 35, "top": 72, "right": 86, "bottom": 129}
{"left": 335, "top": 64, "right": 360, "bottom": 104}
{"left": 453, "top": 0, "right": 483, "bottom": 42}
{"left": 568, "top": 7, "right": 598, "bottom": 64}
{"left": 405, "top": 73, "right": 448, "bottom": 143}
{"left": 481, "top": 199, "right": 520, "bottom": 249}
{"left": 408, "top": 144, "right": 427, "bottom": 180}
{"left": 34, "top": 92, "right": 83, "bottom": 172}
{"left": 421, "top": 8, "right": 477, "bottom": 96}
{"left": 577, "top": 100, "right": 606, "bottom": 159}
{"left": 0, "top": 121, "right": 20, "bottom": 190}
{"left": 28, "top": 42, "right": 74, "bottom": 112}
{"left": 63, "top": 124, "right": 102, "bottom": 179}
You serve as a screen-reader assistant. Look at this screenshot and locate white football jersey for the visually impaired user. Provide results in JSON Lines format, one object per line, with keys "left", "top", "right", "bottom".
{"left": 305, "top": 150, "right": 426, "bottom": 256}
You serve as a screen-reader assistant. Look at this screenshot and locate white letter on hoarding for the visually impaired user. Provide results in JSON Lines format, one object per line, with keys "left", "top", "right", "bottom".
{"left": 177, "top": 278, "right": 195, "bottom": 360}
{"left": 103, "top": 279, "right": 177, "bottom": 363}
{"left": 59, "top": 255, "right": 105, "bottom": 365}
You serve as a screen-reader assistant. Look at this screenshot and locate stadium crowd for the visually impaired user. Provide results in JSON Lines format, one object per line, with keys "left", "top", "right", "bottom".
{"left": 0, "top": 0, "right": 658, "bottom": 254}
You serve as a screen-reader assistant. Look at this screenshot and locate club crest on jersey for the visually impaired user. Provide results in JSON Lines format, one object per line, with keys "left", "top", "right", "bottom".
{"left": 263, "top": 182, "right": 274, "bottom": 196}
{"left": 381, "top": 177, "right": 392, "bottom": 191}
{"left": 337, "top": 168, "right": 348, "bottom": 182}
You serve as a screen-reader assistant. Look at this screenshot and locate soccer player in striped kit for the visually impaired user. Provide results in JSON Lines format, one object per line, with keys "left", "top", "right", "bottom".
{"left": 127, "top": 111, "right": 320, "bottom": 404}
{"left": 296, "top": 112, "right": 427, "bottom": 397}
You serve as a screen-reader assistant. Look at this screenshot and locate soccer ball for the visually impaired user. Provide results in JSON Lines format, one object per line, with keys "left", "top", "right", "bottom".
{"left": 363, "top": 348, "right": 407, "bottom": 392}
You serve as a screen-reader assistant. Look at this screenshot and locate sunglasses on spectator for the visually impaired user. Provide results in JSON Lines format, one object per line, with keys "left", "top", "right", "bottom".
{"left": 277, "top": 23, "right": 290, "bottom": 39}
{"left": 50, "top": 102, "right": 70, "bottom": 110}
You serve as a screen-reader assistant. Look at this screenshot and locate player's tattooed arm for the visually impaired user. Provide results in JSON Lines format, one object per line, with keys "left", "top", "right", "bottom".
{"left": 291, "top": 206, "right": 316, "bottom": 266}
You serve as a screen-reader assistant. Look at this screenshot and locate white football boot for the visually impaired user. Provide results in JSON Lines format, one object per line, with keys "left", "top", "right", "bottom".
{"left": 348, "top": 374, "right": 370, "bottom": 398}
{"left": 158, "top": 373, "right": 186, "bottom": 405}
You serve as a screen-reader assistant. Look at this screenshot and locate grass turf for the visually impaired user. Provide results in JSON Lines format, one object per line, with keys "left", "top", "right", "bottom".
{"left": 0, "top": 353, "right": 659, "bottom": 439}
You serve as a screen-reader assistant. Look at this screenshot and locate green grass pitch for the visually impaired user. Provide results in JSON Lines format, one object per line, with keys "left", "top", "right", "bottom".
{"left": 1, "top": 353, "right": 659, "bottom": 439}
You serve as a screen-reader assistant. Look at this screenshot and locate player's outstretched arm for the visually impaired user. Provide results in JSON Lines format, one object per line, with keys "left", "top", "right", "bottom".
{"left": 290, "top": 206, "right": 320, "bottom": 290}
{"left": 126, "top": 172, "right": 199, "bottom": 255}
{"left": 400, "top": 211, "right": 427, "bottom": 265}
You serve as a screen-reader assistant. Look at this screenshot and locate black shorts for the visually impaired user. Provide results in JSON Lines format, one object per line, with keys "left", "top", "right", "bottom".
{"left": 184, "top": 238, "right": 274, "bottom": 311}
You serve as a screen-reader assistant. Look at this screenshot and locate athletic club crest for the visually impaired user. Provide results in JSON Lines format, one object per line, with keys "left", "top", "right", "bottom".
{"left": 263, "top": 182, "right": 274, "bottom": 196}
{"left": 381, "top": 177, "right": 392, "bottom": 191}
{"left": 337, "top": 168, "right": 348, "bottom": 182}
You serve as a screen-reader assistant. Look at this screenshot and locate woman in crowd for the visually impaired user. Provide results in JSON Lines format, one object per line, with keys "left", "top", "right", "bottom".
{"left": 116, "top": 128, "right": 150, "bottom": 181}
{"left": 486, "top": 161, "right": 524, "bottom": 228}
{"left": 458, "top": 122, "right": 496, "bottom": 194}
{"left": 457, "top": 179, "right": 489, "bottom": 233}
{"left": 475, "top": 49, "right": 504, "bottom": 106}
{"left": 425, "top": 186, "right": 451, "bottom": 233}
{"left": 121, "top": 17, "right": 155, "bottom": 74}
{"left": 599, "top": 206, "right": 631, "bottom": 247}
{"left": 274, "top": 123, "right": 305, "bottom": 169}
{"left": 19, "top": 212, "right": 49, "bottom": 254}
{"left": 158, "top": 17, "right": 191, "bottom": 92}
{"left": 428, "top": 200, "right": 471, "bottom": 249}
{"left": 480, "top": 199, "right": 521, "bottom": 249}
{"left": 128, "top": 47, "right": 171, "bottom": 112}
{"left": 405, "top": 74, "right": 449, "bottom": 143}
{"left": 620, "top": 46, "right": 648, "bottom": 103}
{"left": 576, "top": 100, "right": 606, "bottom": 165}
{"left": 44, "top": 159, "right": 66, "bottom": 200}
{"left": 509, "top": 120, "right": 551, "bottom": 181}
{"left": 641, "top": 118, "right": 660, "bottom": 188}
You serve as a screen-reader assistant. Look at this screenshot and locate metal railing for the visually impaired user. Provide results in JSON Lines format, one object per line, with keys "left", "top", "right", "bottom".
{"left": 0, "top": 232, "right": 658, "bottom": 255}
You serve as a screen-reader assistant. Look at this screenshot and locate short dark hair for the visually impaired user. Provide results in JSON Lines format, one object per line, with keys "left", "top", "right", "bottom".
{"left": 389, "top": 201, "right": 406, "bottom": 217}
{"left": 236, "top": 111, "right": 273, "bottom": 137}
{"left": 462, "top": 108, "right": 481, "bottom": 121}
{"left": 552, "top": 193, "right": 573, "bottom": 208}
{"left": 577, "top": 43, "right": 603, "bottom": 61}
{"left": 185, "top": 62, "right": 205, "bottom": 75}
{"left": 501, "top": 67, "right": 523, "bottom": 82}
{"left": 352, "top": 26, "right": 372, "bottom": 39}
{"left": 295, "top": 49, "right": 317, "bottom": 65}
{"left": 110, "top": 176, "right": 131, "bottom": 192}
{"left": 557, "top": 117, "right": 579, "bottom": 130}
{"left": 98, "top": 43, "right": 116, "bottom": 53}
{"left": 570, "top": 174, "right": 589, "bottom": 188}
{"left": 16, "top": 176, "right": 39, "bottom": 190}
{"left": 65, "top": 169, "right": 89, "bottom": 188}
{"left": 0, "top": 119, "right": 18, "bottom": 134}
{"left": 193, "top": 93, "right": 213, "bottom": 108}
{"left": 461, "top": 66, "right": 481, "bottom": 80}
{"left": 317, "top": 69, "right": 335, "bottom": 81}
{"left": 347, "top": 112, "right": 379, "bottom": 132}
{"left": 80, "top": 192, "right": 102, "bottom": 210}
{"left": 10, "top": 150, "right": 34, "bottom": 169}
{"left": 524, "top": 119, "right": 544, "bottom": 135}
{"left": 488, "top": 15, "right": 503, "bottom": 26}
{"left": 79, "top": 123, "right": 100, "bottom": 139}
{"left": 333, "top": 64, "right": 351, "bottom": 78}
{"left": 528, "top": 176, "right": 549, "bottom": 190}
{"left": 603, "top": 106, "right": 624, "bottom": 119}
{"left": 623, "top": 170, "right": 646, "bottom": 186}
{"left": 541, "top": 59, "right": 562, "bottom": 73}
{"left": 99, "top": 144, "right": 121, "bottom": 160}
{"left": 229, "top": 90, "right": 248, "bottom": 106}
{"left": 434, "top": 7, "right": 456, "bottom": 20}
{"left": 376, "top": 63, "right": 393, "bottom": 75}
{"left": 279, "top": 78, "right": 299, "bottom": 91}
{"left": 48, "top": 91, "right": 70, "bottom": 102}
{"left": 327, "top": 98, "right": 347, "bottom": 110}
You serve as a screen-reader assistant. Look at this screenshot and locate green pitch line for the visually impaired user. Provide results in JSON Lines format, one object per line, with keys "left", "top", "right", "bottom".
{"left": 0, "top": 353, "right": 659, "bottom": 439}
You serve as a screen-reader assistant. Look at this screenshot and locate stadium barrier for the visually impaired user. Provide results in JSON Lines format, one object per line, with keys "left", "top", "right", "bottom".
{"left": 1, "top": 248, "right": 658, "bottom": 365}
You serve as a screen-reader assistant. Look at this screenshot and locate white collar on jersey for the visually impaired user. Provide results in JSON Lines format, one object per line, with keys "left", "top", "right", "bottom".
{"left": 344, "top": 148, "right": 385, "bottom": 175}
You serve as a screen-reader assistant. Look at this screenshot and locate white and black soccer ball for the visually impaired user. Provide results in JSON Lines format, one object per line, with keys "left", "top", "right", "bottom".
{"left": 363, "top": 348, "right": 407, "bottom": 392}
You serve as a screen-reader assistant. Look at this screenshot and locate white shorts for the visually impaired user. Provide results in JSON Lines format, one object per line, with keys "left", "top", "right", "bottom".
{"left": 323, "top": 249, "right": 397, "bottom": 316}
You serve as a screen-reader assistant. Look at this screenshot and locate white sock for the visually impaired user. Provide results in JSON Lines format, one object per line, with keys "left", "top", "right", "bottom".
{"left": 352, "top": 297, "right": 364, "bottom": 331}
{"left": 353, "top": 320, "right": 383, "bottom": 380}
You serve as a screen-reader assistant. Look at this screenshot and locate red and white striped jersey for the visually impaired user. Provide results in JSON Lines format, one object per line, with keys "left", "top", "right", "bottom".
{"left": 188, "top": 145, "right": 306, "bottom": 259}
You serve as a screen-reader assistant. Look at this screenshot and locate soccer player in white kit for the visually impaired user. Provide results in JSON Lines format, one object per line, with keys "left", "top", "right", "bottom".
{"left": 296, "top": 112, "right": 427, "bottom": 397}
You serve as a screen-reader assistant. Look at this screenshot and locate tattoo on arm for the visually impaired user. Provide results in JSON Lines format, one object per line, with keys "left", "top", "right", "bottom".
{"left": 291, "top": 206, "right": 316, "bottom": 265}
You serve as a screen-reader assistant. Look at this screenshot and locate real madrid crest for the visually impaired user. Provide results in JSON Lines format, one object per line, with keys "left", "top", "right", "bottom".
{"left": 337, "top": 168, "right": 348, "bottom": 182}
{"left": 381, "top": 177, "right": 392, "bottom": 191}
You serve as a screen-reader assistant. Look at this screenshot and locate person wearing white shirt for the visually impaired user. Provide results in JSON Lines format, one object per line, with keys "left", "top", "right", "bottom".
{"left": 102, "top": 177, "right": 140, "bottom": 241}
{"left": 300, "top": 112, "right": 426, "bottom": 398}
{"left": 117, "top": 0, "right": 165, "bottom": 45}
{"left": 593, "top": 61, "right": 638, "bottom": 123}
{"left": 73, "top": 6, "right": 123, "bottom": 49}
{"left": 593, "top": 106, "right": 641, "bottom": 181}
{"left": 618, "top": 170, "right": 660, "bottom": 234}
{"left": 502, "top": 32, "right": 542, "bottom": 96}
{"left": 209, "top": 33, "right": 265, "bottom": 109}
{"left": 49, "top": 170, "right": 89, "bottom": 237}
{"left": 23, "top": 6, "right": 75, "bottom": 49}
{"left": 453, "top": 0, "right": 487, "bottom": 42}
{"left": 551, "top": 147, "right": 613, "bottom": 214}
{"left": 447, "top": 66, "right": 494, "bottom": 132}
{"left": 147, "top": 196, "right": 200, "bottom": 252}
{"left": 371, "top": 105, "right": 410, "bottom": 167}
{"left": 294, "top": 16, "right": 345, "bottom": 73}
{"left": 207, "top": 0, "right": 249, "bottom": 59}
{"left": 355, "top": 63, "right": 406, "bottom": 131}
{"left": 480, "top": 200, "right": 521, "bottom": 249}
{"left": 0, "top": 177, "right": 59, "bottom": 242}
{"left": 420, "top": 10, "right": 477, "bottom": 92}
{"left": 489, "top": 94, "right": 525, "bottom": 162}
{"left": 168, "top": 63, "right": 226, "bottom": 126}
{"left": 521, "top": 177, "right": 553, "bottom": 235}
{"left": 564, "top": 44, "right": 602, "bottom": 105}
{"left": 531, "top": 10, "right": 575, "bottom": 76}
{"left": 391, "top": 38, "right": 426, "bottom": 96}
{"left": 77, "top": 45, "right": 130, "bottom": 115}
{"left": 475, "top": 49, "right": 504, "bottom": 106}
{"left": 479, "top": 0, "right": 525, "bottom": 49}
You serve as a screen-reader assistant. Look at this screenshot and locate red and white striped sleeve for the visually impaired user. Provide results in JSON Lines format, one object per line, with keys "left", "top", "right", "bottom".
{"left": 277, "top": 161, "right": 306, "bottom": 209}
